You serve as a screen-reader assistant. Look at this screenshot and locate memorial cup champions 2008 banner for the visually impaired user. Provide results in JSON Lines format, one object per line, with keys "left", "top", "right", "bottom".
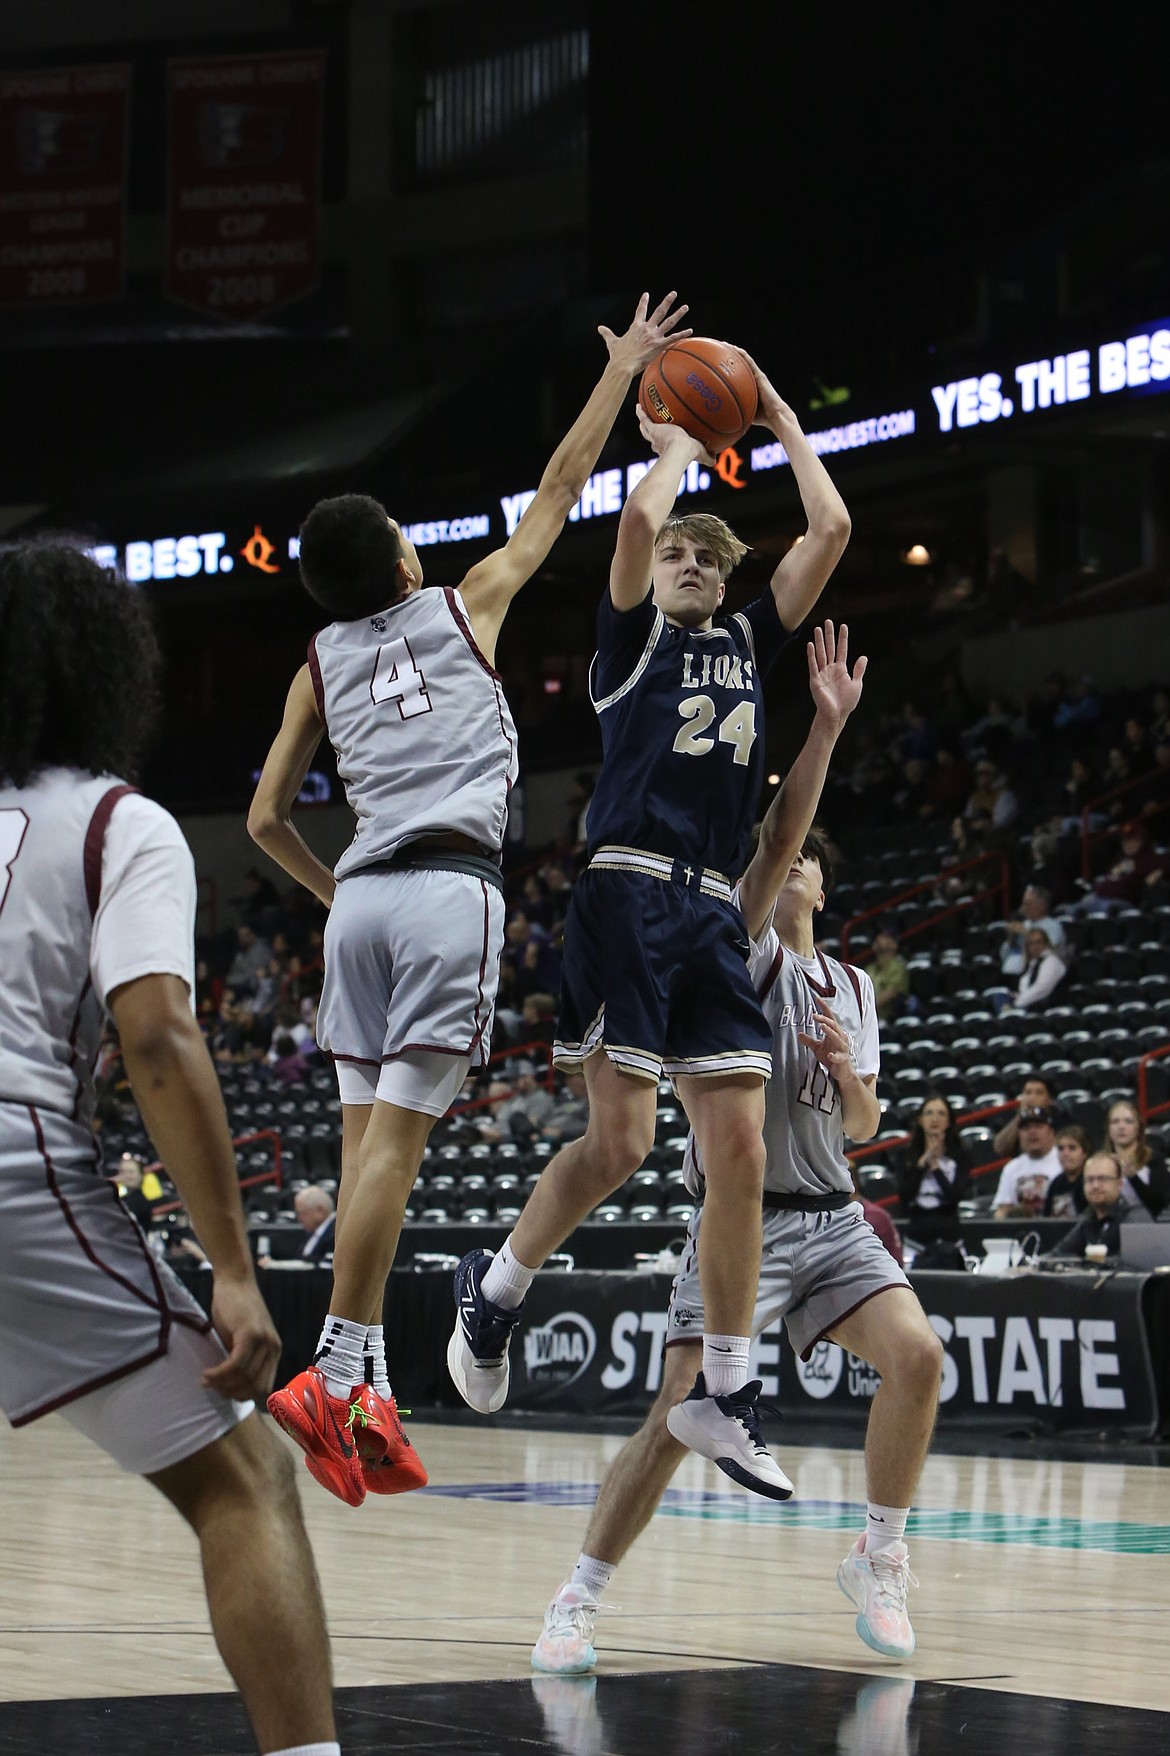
{"left": 165, "top": 49, "right": 325, "bottom": 321}
{"left": 0, "top": 63, "right": 130, "bottom": 305}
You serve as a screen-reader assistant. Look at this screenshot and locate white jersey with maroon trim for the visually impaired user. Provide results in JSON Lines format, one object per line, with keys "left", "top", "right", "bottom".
{"left": 310, "top": 585, "right": 519, "bottom": 881}
{"left": 684, "top": 929, "right": 880, "bottom": 1200}
{"left": 0, "top": 769, "right": 196, "bottom": 1127}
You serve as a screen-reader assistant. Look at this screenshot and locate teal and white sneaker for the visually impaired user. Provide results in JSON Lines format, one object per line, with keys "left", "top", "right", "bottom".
{"left": 836, "top": 1536, "right": 918, "bottom": 1658}
{"left": 531, "top": 1582, "right": 600, "bottom": 1674}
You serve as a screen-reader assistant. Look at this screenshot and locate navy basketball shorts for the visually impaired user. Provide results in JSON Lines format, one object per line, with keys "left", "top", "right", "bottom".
{"left": 553, "top": 868, "right": 772, "bottom": 1082}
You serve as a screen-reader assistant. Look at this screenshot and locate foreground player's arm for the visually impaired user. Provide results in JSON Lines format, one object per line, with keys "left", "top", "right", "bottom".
{"left": 608, "top": 410, "right": 715, "bottom": 610}
{"left": 108, "top": 982, "right": 281, "bottom": 1402}
{"left": 741, "top": 352, "right": 851, "bottom": 630}
{"left": 247, "top": 665, "right": 335, "bottom": 909}
{"left": 458, "top": 292, "right": 692, "bottom": 657}
{"left": 798, "top": 1009, "right": 882, "bottom": 1142}
{"left": 738, "top": 621, "right": 866, "bottom": 940}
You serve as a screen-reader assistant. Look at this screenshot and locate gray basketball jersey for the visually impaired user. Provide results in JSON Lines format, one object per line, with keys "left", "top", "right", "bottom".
{"left": 310, "top": 586, "right": 519, "bottom": 880}
{"left": 684, "top": 930, "right": 880, "bottom": 1199}
{"left": 0, "top": 769, "right": 135, "bottom": 1123}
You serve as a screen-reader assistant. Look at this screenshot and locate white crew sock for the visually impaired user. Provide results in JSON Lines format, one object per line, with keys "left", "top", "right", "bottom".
{"left": 364, "top": 1324, "right": 392, "bottom": 1398}
{"left": 313, "top": 1314, "right": 367, "bottom": 1398}
{"left": 481, "top": 1236, "right": 536, "bottom": 1310}
{"left": 865, "top": 1502, "right": 910, "bottom": 1554}
{"left": 264, "top": 1743, "right": 341, "bottom": 1755}
{"left": 570, "top": 1552, "right": 614, "bottom": 1599}
{"left": 702, "top": 1333, "right": 751, "bottom": 1396}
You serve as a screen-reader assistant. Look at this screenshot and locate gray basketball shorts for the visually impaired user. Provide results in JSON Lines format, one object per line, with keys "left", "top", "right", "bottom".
{"left": 665, "top": 1198, "right": 910, "bottom": 1361}
{"left": 0, "top": 1103, "right": 249, "bottom": 1473}
{"left": 318, "top": 866, "right": 506, "bottom": 1074}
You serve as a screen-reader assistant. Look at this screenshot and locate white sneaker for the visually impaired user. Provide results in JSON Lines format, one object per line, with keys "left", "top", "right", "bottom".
{"left": 665, "top": 1373, "right": 794, "bottom": 1500}
{"left": 531, "top": 1582, "right": 600, "bottom": 1674}
{"left": 836, "top": 1535, "right": 918, "bottom": 1658}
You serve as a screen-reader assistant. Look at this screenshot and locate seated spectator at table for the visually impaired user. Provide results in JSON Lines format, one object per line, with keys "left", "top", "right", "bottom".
{"left": 109, "top": 1152, "right": 163, "bottom": 1231}
{"left": 1102, "top": 1099, "right": 1169, "bottom": 1218}
{"left": 1044, "top": 1125, "right": 1091, "bottom": 1218}
{"left": 894, "top": 1093, "right": 970, "bottom": 1251}
{"left": 992, "top": 1105, "right": 1062, "bottom": 1217}
{"left": 1046, "top": 1153, "right": 1154, "bottom": 1259}
{"left": 963, "top": 760, "right": 1018, "bottom": 840}
{"left": 258, "top": 1185, "right": 336, "bottom": 1267}
{"left": 540, "top": 1072, "right": 590, "bottom": 1146}
{"left": 225, "top": 922, "right": 272, "bottom": 997}
{"left": 476, "top": 1060, "right": 554, "bottom": 1144}
{"left": 998, "top": 884, "right": 1067, "bottom": 977}
{"left": 992, "top": 1073, "right": 1055, "bottom": 1159}
{"left": 1008, "top": 928, "right": 1068, "bottom": 1012}
{"left": 864, "top": 928, "right": 911, "bottom": 1022}
{"left": 1069, "top": 820, "right": 1164, "bottom": 914}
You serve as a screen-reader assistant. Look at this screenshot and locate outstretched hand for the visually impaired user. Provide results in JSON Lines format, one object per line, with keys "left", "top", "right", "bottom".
{"left": 807, "top": 619, "right": 867, "bottom": 727}
{"left": 798, "top": 1007, "right": 857, "bottom": 1084}
{"left": 600, "top": 290, "right": 692, "bottom": 376}
{"left": 635, "top": 401, "right": 718, "bottom": 467}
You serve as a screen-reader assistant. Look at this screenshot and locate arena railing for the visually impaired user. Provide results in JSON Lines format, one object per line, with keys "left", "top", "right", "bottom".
{"left": 1080, "top": 780, "right": 1169, "bottom": 879}
{"left": 149, "top": 1128, "right": 284, "bottom": 1217}
{"left": 1137, "top": 1043, "right": 1170, "bottom": 1123}
{"left": 840, "top": 849, "right": 1012, "bottom": 959}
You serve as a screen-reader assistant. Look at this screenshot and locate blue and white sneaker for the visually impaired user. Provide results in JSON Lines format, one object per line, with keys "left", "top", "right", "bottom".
{"left": 665, "top": 1372, "right": 794, "bottom": 1500}
{"left": 446, "top": 1248, "right": 524, "bottom": 1414}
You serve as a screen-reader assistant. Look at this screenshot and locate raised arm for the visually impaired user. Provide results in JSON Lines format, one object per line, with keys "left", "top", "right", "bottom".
{"left": 458, "top": 292, "right": 692, "bottom": 660}
{"left": 609, "top": 408, "right": 714, "bottom": 610}
{"left": 737, "top": 620, "right": 866, "bottom": 939}
{"left": 247, "top": 664, "right": 336, "bottom": 909}
{"left": 741, "top": 352, "right": 851, "bottom": 631}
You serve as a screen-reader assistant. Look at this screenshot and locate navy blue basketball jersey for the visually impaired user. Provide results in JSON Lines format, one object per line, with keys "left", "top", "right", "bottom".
{"left": 584, "top": 590, "right": 791, "bottom": 877}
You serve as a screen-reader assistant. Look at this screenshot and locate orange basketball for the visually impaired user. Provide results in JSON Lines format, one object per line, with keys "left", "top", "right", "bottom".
{"left": 639, "top": 336, "right": 758, "bottom": 451}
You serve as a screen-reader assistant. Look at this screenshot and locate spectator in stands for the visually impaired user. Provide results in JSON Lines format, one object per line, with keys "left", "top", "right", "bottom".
{"left": 235, "top": 866, "right": 281, "bottom": 930}
{"left": 1052, "top": 676, "right": 1101, "bottom": 733}
{"left": 1070, "top": 820, "right": 1164, "bottom": 914}
{"left": 936, "top": 813, "right": 977, "bottom": 902}
{"left": 1103, "top": 1099, "right": 1169, "bottom": 1218}
{"left": 540, "top": 1073, "right": 590, "bottom": 1146}
{"left": 894, "top": 1093, "right": 970, "bottom": 1254}
{"left": 1048, "top": 754, "right": 1098, "bottom": 832}
{"left": 110, "top": 1152, "right": 163, "bottom": 1231}
{"left": 992, "top": 1073, "right": 1054, "bottom": 1159}
{"left": 963, "top": 760, "right": 1018, "bottom": 839}
{"left": 920, "top": 746, "right": 971, "bottom": 820}
{"left": 1101, "top": 746, "right": 1133, "bottom": 819}
{"left": 1044, "top": 1125, "right": 1091, "bottom": 1218}
{"left": 476, "top": 1060, "right": 554, "bottom": 1145}
{"left": 269, "top": 1032, "right": 313, "bottom": 1086}
{"left": 1122, "top": 716, "right": 1150, "bottom": 771}
{"left": 1047, "top": 1153, "right": 1152, "bottom": 1259}
{"left": 225, "top": 923, "right": 271, "bottom": 997}
{"left": 258, "top": 1186, "right": 336, "bottom": 1267}
{"left": 1008, "top": 927, "right": 1068, "bottom": 1012}
{"left": 1136, "top": 738, "right": 1170, "bottom": 818}
{"left": 864, "top": 928, "right": 911, "bottom": 1022}
{"left": 998, "top": 884, "right": 1066, "bottom": 977}
{"left": 992, "top": 1104, "right": 1062, "bottom": 1217}
{"left": 518, "top": 992, "right": 557, "bottom": 1051}
{"left": 263, "top": 1001, "right": 316, "bottom": 1068}
{"left": 962, "top": 695, "right": 1020, "bottom": 769}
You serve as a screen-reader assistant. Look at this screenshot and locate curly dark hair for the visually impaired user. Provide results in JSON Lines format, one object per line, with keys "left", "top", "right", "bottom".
{"left": 298, "top": 494, "right": 406, "bottom": 619}
{"left": 0, "top": 541, "right": 161, "bottom": 787}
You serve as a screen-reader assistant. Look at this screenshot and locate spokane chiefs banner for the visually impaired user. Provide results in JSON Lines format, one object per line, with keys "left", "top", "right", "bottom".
{"left": 0, "top": 63, "right": 130, "bottom": 305}
{"left": 166, "top": 49, "right": 324, "bottom": 320}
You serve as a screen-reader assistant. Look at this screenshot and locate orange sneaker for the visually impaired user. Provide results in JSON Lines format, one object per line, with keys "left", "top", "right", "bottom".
{"left": 267, "top": 1365, "right": 367, "bottom": 1507}
{"left": 351, "top": 1385, "right": 429, "bottom": 1496}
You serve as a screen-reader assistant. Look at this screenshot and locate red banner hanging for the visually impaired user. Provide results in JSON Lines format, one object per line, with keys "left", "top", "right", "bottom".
{"left": 0, "top": 63, "right": 130, "bottom": 305}
{"left": 165, "top": 49, "right": 325, "bottom": 321}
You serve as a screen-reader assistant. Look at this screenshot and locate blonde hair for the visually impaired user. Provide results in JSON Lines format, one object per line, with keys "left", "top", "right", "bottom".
{"left": 655, "top": 513, "right": 748, "bottom": 582}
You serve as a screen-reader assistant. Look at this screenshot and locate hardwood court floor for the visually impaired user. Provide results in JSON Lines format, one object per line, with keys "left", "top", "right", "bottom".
{"left": 1, "top": 1411, "right": 1168, "bottom": 1725}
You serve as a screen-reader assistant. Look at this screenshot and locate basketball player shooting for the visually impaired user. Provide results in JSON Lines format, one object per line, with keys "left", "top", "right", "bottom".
{"left": 530, "top": 622, "right": 945, "bottom": 1674}
{"left": 448, "top": 355, "right": 853, "bottom": 1498}
{"left": 247, "top": 293, "right": 692, "bottom": 1506}
{"left": 0, "top": 543, "right": 338, "bottom": 1756}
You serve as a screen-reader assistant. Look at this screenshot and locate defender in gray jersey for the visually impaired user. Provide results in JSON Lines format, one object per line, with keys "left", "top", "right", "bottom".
{"left": 531, "top": 623, "right": 944, "bottom": 1673}
{"left": 248, "top": 293, "right": 694, "bottom": 1506}
{"left": 0, "top": 544, "right": 336, "bottom": 1755}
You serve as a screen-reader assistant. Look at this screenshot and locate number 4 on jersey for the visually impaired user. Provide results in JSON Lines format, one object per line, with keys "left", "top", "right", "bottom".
{"left": 370, "top": 636, "right": 433, "bottom": 719}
